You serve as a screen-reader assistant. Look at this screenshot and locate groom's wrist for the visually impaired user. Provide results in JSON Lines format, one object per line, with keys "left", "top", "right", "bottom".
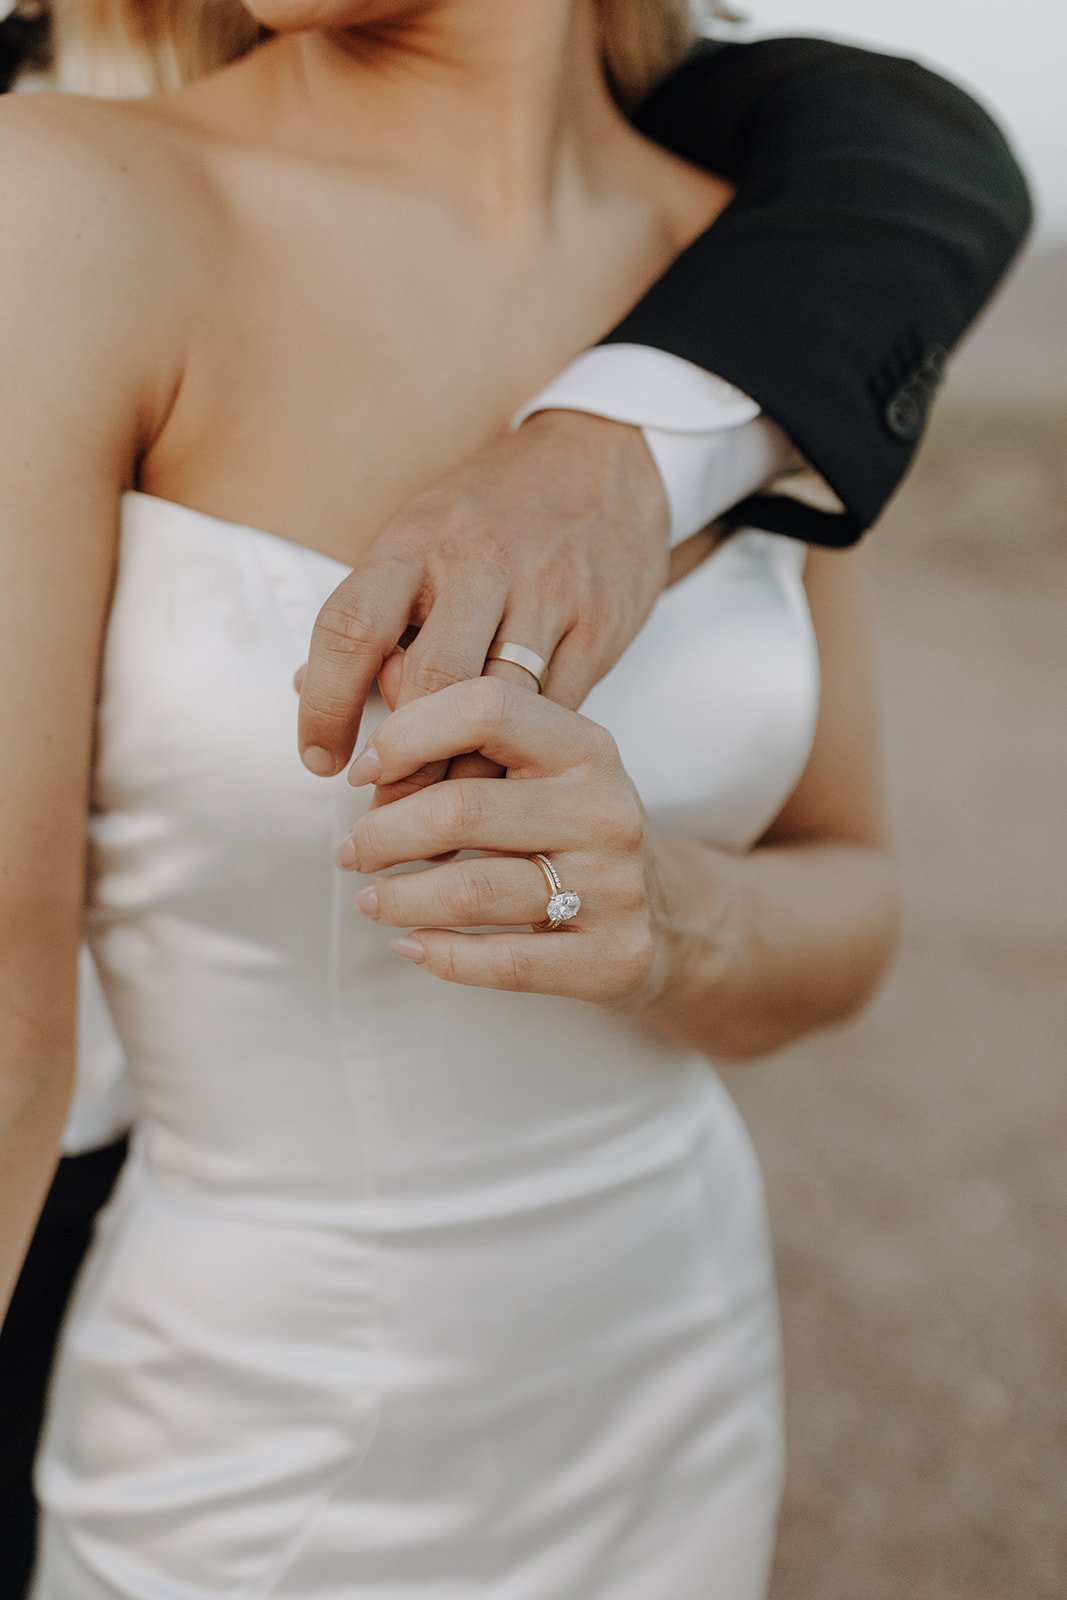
{"left": 512, "top": 345, "right": 797, "bottom": 546}
{"left": 518, "top": 408, "right": 670, "bottom": 545}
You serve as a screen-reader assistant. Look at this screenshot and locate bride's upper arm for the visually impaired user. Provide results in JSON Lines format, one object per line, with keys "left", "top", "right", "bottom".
{"left": 0, "top": 96, "right": 180, "bottom": 1086}
{"left": 762, "top": 544, "right": 891, "bottom": 851}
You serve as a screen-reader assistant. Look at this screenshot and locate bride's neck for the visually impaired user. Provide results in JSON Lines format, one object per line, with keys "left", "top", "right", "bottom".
{"left": 249, "top": 0, "right": 630, "bottom": 229}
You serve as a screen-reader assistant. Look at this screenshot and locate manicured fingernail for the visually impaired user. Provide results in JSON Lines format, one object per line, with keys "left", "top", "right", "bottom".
{"left": 389, "top": 936, "right": 425, "bottom": 964}
{"left": 335, "top": 836, "right": 359, "bottom": 870}
{"left": 348, "top": 745, "right": 381, "bottom": 787}
{"left": 303, "top": 745, "right": 339, "bottom": 776}
{"left": 356, "top": 885, "right": 379, "bottom": 918}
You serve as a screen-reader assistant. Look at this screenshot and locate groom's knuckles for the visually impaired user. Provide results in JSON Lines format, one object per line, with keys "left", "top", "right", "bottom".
{"left": 313, "top": 588, "right": 390, "bottom": 662}
{"left": 398, "top": 585, "right": 503, "bottom": 704}
{"left": 400, "top": 650, "right": 474, "bottom": 702}
{"left": 299, "top": 606, "right": 382, "bottom": 749}
{"left": 301, "top": 566, "right": 421, "bottom": 751}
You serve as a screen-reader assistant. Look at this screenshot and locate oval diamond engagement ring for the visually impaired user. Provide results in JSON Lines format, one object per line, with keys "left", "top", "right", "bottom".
{"left": 529, "top": 853, "right": 582, "bottom": 929}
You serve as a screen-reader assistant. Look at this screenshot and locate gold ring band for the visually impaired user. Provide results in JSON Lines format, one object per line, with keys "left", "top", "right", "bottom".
{"left": 485, "top": 640, "right": 549, "bottom": 693}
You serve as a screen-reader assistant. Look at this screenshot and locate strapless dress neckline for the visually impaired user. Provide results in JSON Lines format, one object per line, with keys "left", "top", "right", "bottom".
{"left": 123, "top": 488, "right": 355, "bottom": 573}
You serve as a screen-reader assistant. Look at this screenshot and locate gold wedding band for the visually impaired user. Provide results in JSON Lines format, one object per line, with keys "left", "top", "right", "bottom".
{"left": 485, "top": 640, "right": 549, "bottom": 694}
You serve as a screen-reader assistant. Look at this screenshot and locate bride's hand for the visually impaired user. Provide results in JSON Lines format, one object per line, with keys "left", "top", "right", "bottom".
{"left": 335, "top": 678, "right": 668, "bottom": 1006}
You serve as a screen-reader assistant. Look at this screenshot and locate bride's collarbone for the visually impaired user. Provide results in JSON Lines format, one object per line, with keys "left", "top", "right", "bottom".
{"left": 128, "top": 115, "right": 710, "bottom": 551}
{"left": 142, "top": 214, "right": 634, "bottom": 550}
{"left": 140, "top": 273, "right": 546, "bottom": 561}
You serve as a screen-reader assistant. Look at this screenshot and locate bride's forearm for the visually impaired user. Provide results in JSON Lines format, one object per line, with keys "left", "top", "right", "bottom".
{"left": 0, "top": 935, "right": 78, "bottom": 1322}
{"left": 0, "top": 1054, "right": 72, "bottom": 1321}
{"left": 642, "top": 829, "right": 901, "bottom": 1061}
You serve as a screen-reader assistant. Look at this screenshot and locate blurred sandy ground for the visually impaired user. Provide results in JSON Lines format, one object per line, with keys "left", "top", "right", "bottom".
{"left": 732, "top": 248, "right": 1067, "bottom": 1600}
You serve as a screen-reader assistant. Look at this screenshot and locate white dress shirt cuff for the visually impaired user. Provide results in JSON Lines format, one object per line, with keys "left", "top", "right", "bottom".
{"left": 510, "top": 344, "right": 797, "bottom": 548}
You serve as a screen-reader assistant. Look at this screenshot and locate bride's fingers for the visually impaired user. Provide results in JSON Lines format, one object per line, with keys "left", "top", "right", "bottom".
{"left": 358, "top": 855, "right": 564, "bottom": 930}
{"left": 368, "top": 654, "right": 524, "bottom": 803}
{"left": 341, "top": 778, "right": 584, "bottom": 873}
{"left": 350, "top": 678, "right": 607, "bottom": 789}
{"left": 387, "top": 927, "right": 588, "bottom": 998}
{"left": 442, "top": 656, "right": 542, "bottom": 784}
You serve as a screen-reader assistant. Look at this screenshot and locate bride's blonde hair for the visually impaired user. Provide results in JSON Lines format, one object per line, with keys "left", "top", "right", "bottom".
{"left": 48, "top": 0, "right": 704, "bottom": 105}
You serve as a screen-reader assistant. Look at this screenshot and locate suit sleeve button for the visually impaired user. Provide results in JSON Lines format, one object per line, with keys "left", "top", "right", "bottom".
{"left": 884, "top": 390, "right": 927, "bottom": 441}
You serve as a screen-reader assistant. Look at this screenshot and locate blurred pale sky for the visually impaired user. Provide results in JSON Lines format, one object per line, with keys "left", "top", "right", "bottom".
{"left": 737, "top": 2, "right": 1066, "bottom": 241}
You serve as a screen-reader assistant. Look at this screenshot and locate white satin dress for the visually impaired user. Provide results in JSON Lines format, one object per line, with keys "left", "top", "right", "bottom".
{"left": 33, "top": 490, "right": 818, "bottom": 1600}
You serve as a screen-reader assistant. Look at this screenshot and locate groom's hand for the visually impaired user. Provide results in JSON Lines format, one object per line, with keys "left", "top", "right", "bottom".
{"left": 296, "top": 411, "right": 670, "bottom": 785}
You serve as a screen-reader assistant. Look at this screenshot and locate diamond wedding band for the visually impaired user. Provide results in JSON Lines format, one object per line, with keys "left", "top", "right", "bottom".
{"left": 529, "top": 853, "right": 582, "bottom": 930}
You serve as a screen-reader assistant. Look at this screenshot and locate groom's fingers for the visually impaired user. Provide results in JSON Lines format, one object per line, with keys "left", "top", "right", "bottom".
{"left": 297, "top": 561, "right": 418, "bottom": 776}
{"left": 395, "top": 585, "right": 504, "bottom": 708}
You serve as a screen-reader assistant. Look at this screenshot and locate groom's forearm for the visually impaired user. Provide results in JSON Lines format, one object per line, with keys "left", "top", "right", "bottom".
{"left": 612, "top": 36, "right": 1033, "bottom": 545}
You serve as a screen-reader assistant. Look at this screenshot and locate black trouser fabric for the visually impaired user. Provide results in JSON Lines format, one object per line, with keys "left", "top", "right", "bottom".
{"left": 0, "top": 1138, "right": 129, "bottom": 1600}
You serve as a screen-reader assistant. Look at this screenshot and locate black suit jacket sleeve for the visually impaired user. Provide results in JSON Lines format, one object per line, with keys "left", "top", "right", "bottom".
{"left": 610, "top": 37, "right": 1033, "bottom": 546}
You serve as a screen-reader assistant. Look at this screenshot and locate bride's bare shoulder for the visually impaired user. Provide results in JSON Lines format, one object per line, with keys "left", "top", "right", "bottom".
{"left": 0, "top": 90, "right": 217, "bottom": 290}
{"left": 0, "top": 92, "right": 217, "bottom": 411}
{"left": 1, "top": 86, "right": 216, "bottom": 197}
